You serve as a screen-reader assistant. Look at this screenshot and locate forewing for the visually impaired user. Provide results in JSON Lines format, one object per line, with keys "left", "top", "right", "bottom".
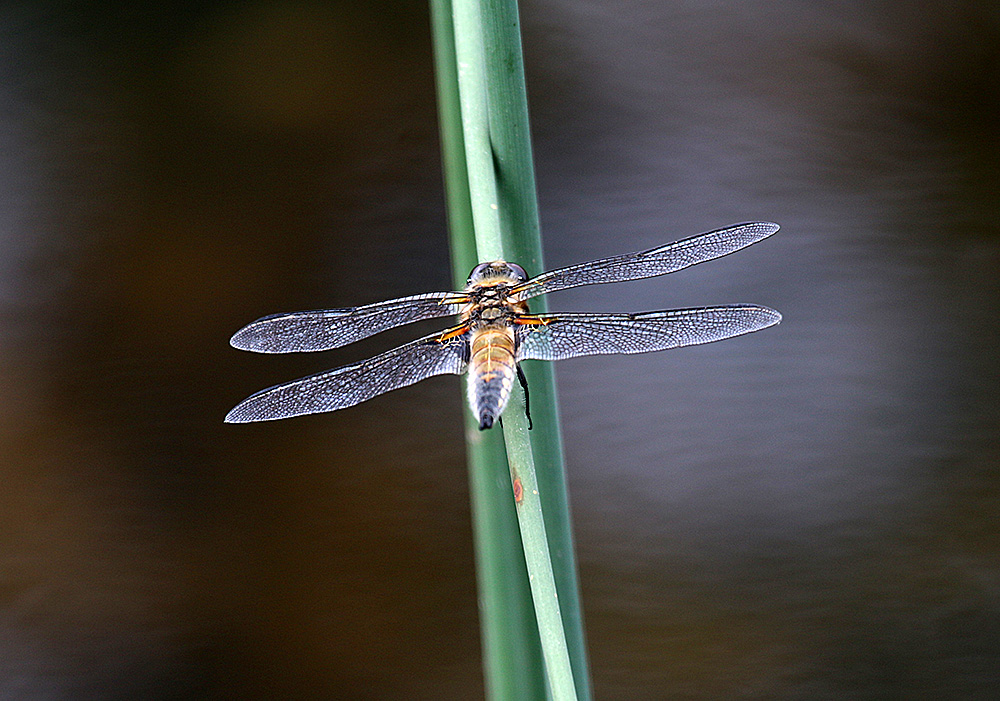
{"left": 512, "top": 222, "right": 779, "bottom": 300}
{"left": 230, "top": 292, "right": 466, "bottom": 353}
{"left": 225, "top": 328, "right": 469, "bottom": 422}
{"left": 516, "top": 306, "right": 781, "bottom": 361}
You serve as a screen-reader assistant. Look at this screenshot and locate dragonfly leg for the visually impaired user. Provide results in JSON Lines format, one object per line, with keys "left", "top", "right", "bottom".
{"left": 516, "top": 364, "right": 532, "bottom": 431}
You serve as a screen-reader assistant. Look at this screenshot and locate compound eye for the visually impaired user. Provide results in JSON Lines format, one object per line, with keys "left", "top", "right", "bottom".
{"left": 507, "top": 263, "right": 528, "bottom": 282}
{"left": 467, "top": 262, "right": 493, "bottom": 285}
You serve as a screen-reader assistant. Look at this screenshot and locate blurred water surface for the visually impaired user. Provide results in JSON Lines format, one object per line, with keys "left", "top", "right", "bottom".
{"left": 0, "top": 0, "right": 997, "bottom": 698}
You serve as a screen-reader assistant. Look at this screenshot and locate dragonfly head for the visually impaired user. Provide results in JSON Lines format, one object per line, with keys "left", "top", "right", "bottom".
{"left": 467, "top": 261, "right": 528, "bottom": 287}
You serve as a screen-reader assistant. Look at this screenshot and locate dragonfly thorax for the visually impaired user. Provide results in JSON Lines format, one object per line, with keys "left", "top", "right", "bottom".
{"left": 479, "top": 306, "right": 506, "bottom": 321}
{"left": 460, "top": 295, "right": 527, "bottom": 326}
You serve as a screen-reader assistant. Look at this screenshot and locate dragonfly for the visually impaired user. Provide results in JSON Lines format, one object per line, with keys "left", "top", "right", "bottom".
{"left": 225, "top": 221, "right": 781, "bottom": 429}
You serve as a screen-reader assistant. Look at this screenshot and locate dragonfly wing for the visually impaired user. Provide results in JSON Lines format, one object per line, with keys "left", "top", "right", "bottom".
{"left": 230, "top": 292, "right": 466, "bottom": 353}
{"left": 512, "top": 222, "right": 779, "bottom": 300}
{"left": 516, "top": 306, "right": 781, "bottom": 361}
{"left": 225, "top": 328, "right": 469, "bottom": 422}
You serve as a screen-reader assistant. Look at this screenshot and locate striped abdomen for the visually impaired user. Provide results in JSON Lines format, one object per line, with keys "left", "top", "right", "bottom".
{"left": 467, "top": 325, "right": 517, "bottom": 430}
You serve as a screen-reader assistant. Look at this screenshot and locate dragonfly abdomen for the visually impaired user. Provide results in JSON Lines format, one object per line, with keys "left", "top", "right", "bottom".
{"left": 467, "top": 326, "right": 517, "bottom": 430}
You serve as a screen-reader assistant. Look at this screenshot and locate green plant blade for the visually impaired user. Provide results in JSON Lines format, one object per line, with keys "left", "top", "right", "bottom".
{"left": 431, "top": 0, "right": 592, "bottom": 699}
{"left": 430, "top": 1, "right": 547, "bottom": 699}
{"left": 477, "top": 4, "right": 591, "bottom": 697}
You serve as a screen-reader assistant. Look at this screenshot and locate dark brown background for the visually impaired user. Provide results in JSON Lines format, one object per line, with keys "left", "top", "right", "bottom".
{"left": 1, "top": 1, "right": 997, "bottom": 698}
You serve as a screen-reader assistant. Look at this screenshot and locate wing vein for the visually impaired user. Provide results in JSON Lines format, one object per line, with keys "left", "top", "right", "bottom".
{"left": 230, "top": 292, "right": 465, "bottom": 353}
{"left": 225, "top": 328, "right": 469, "bottom": 422}
{"left": 513, "top": 222, "right": 778, "bottom": 300}
{"left": 516, "top": 306, "right": 781, "bottom": 361}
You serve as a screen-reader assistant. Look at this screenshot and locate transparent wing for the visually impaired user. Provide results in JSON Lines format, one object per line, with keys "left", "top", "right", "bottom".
{"left": 512, "top": 222, "right": 779, "bottom": 301}
{"left": 230, "top": 292, "right": 467, "bottom": 354}
{"left": 516, "top": 306, "right": 781, "bottom": 361}
{"left": 225, "top": 328, "right": 470, "bottom": 422}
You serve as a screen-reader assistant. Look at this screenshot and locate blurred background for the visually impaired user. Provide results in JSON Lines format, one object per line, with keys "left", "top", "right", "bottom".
{"left": 1, "top": 0, "right": 998, "bottom": 698}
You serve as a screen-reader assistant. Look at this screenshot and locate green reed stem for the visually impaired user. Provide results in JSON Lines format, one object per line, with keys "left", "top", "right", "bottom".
{"left": 431, "top": 0, "right": 591, "bottom": 698}
{"left": 431, "top": 1, "right": 546, "bottom": 699}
